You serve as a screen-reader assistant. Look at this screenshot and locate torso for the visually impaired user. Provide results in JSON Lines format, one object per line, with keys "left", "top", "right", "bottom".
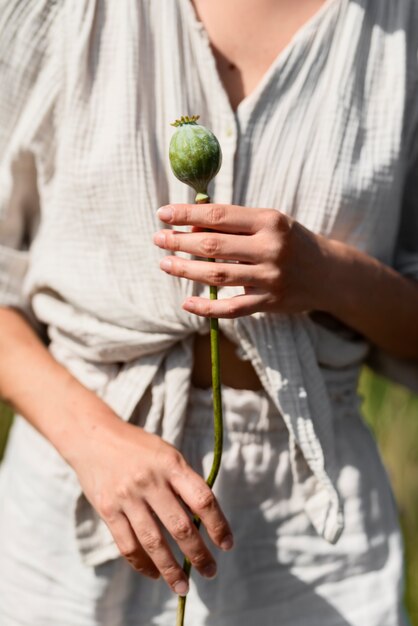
{"left": 30, "top": 0, "right": 411, "bottom": 381}
{"left": 190, "top": 0, "right": 328, "bottom": 388}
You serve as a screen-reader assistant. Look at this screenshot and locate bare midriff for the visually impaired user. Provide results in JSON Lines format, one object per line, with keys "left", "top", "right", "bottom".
{"left": 191, "top": 332, "right": 262, "bottom": 390}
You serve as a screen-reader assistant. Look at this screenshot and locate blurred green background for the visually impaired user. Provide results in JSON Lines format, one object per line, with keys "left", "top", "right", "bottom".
{"left": 0, "top": 368, "right": 417, "bottom": 623}
{"left": 358, "top": 368, "right": 418, "bottom": 626}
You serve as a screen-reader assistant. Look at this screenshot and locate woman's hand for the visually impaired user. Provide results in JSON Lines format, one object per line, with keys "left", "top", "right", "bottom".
{"left": 0, "top": 310, "right": 233, "bottom": 597}
{"left": 153, "top": 203, "right": 329, "bottom": 318}
{"left": 153, "top": 202, "right": 418, "bottom": 361}
{"left": 71, "top": 417, "right": 233, "bottom": 595}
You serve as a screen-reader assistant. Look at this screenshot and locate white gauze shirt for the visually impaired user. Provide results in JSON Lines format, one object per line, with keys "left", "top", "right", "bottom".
{"left": 0, "top": 0, "right": 418, "bottom": 565}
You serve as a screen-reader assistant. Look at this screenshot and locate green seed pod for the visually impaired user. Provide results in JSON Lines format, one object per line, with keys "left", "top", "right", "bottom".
{"left": 169, "top": 115, "right": 222, "bottom": 202}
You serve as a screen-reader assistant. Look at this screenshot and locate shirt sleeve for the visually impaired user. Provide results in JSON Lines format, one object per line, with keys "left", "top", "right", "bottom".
{"left": 367, "top": 119, "right": 418, "bottom": 394}
{"left": 0, "top": 1, "right": 60, "bottom": 326}
{"left": 393, "top": 138, "right": 418, "bottom": 282}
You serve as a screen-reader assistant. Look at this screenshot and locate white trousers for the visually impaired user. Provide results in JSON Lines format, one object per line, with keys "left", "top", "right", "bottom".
{"left": 0, "top": 385, "right": 409, "bottom": 625}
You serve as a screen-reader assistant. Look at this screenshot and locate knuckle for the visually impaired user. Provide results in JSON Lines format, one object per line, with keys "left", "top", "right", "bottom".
{"left": 141, "top": 530, "right": 164, "bottom": 554}
{"left": 265, "top": 208, "right": 285, "bottom": 231}
{"left": 209, "top": 204, "right": 226, "bottom": 226}
{"left": 171, "top": 516, "right": 194, "bottom": 542}
{"left": 163, "top": 449, "right": 184, "bottom": 475}
{"left": 200, "top": 236, "right": 220, "bottom": 256}
{"left": 172, "top": 259, "right": 187, "bottom": 278}
{"left": 166, "top": 234, "right": 180, "bottom": 252}
{"left": 119, "top": 543, "right": 138, "bottom": 560}
{"left": 199, "top": 300, "right": 213, "bottom": 317}
{"left": 136, "top": 566, "right": 160, "bottom": 579}
{"left": 190, "top": 551, "right": 210, "bottom": 569}
{"left": 115, "top": 482, "right": 131, "bottom": 501}
{"left": 205, "top": 302, "right": 214, "bottom": 316}
{"left": 209, "top": 268, "right": 228, "bottom": 286}
{"left": 160, "top": 562, "right": 181, "bottom": 582}
{"left": 133, "top": 469, "right": 154, "bottom": 490}
{"left": 97, "top": 498, "right": 117, "bottom": 522}
{"left": 194, "top": 487, "right": 216, "bottom": 512}
{"left": 211, "top": 520, "right": 228, "bottom": 540}
{"left": 185, "top": 205, "right": 194, "bottom": 223}
{"left": 124, "top": 553, "right": 159, "bottom": 579}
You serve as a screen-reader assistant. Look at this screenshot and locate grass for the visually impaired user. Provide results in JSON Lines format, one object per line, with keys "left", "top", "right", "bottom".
{"left": 0, "top": 369, "right": 417, "bottom": 622}
{"left": 359, "top": 367, "right": 418, "bottom": 625}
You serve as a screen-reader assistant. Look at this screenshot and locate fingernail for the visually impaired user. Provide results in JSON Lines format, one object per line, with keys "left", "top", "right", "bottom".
{"left": 202, "top": 563, "right": 217, "bottom": 579}
{"left": 153, "top": 232, "right": 166, "bottom": 246}
{"left": 174, "top": 580, "right": 189, "bottom": 596}
{"left": 160, "top": 258, "right": 172, "bottom": 271}
{"left": 220, "top": 535, "right": 234, "bottom": 551}
{"left": 157, "top": 206, "right": 174, "bottom": 222}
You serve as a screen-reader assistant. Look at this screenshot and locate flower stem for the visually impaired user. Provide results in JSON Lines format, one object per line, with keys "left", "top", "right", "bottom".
{"left": 175, "top": 194, "right": 224, "bottom": 626}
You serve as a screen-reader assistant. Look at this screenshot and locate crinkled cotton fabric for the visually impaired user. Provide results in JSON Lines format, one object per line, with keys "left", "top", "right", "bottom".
{"left": 0, "top": 0, "right": 417, "bottom": 574}
{"left": 0, "top": 385, "right": 408, "bottom": 625}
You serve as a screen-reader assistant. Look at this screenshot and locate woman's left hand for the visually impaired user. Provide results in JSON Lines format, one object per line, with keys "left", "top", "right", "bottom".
{"left": 153, "top": 203, "right": 330, "bottom": 319}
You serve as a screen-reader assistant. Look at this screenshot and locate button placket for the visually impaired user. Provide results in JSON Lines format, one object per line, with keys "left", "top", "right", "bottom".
{"left": 212, "top": 115, "right": 238, "bottom": 205}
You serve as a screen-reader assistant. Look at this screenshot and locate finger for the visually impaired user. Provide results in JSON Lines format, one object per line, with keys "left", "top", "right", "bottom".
{"left": 124, "top": 502, "right": 190, "bottom": 596}
{"left": 153, "top": 229, "right": 256, "bottom": 263}
{"left": 105, "top": 511, "right": 160, "bottom": 579}
{"left": 170, "top": 468, "right": 233, "bottom": 552}
{"left": 182, "top": 293, "right": 268, "bottom": 318}
{"left": 157, "top": 203, "right": 268, "bottom": 234}
{"left": 147, "top": 489, "right": 218, "bottom": 580}
{"left": 159, "top": 256, "right": 261, "bottom": 288}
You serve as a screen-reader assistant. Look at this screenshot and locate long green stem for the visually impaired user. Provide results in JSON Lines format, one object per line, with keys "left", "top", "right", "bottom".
{"left": 176, "top": 195, "right": 224, "bottom": 626}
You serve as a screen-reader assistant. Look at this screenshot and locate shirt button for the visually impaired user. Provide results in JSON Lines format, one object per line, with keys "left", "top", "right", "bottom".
{"left": 225, "top": 125, "right": 234, "bottom": 138}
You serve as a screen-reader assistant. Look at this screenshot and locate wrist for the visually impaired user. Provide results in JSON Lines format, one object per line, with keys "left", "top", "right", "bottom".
{"left": 17, "top": 364, "right": 124, "bottom": 469}
{"left": 52, "top": 378, "right": 124, "bottom": 469}
{"left": 303, "top": 232, "right": 345, "bottom": 315}
{"left": 313, "top": 236, "right": 380, "bottom": 325}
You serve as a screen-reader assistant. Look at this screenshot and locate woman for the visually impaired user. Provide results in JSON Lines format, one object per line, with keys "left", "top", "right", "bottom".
{"left": 0, "top": 0, "right": 417, "bottom": 624}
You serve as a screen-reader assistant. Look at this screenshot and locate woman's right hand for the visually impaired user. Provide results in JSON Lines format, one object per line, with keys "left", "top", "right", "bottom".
{"left": 70, "top": 418, "right": 233, "bottom": 596}
{"left": 0, "top": 308, "right": 233, "bottom": 596}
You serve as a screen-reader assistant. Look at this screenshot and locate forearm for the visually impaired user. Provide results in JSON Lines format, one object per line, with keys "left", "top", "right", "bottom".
{"left": 318, "top": 238, "right": 418, "bottom": 361}
{"left": 0, "top": 307, "right": 121, "bottom": 466}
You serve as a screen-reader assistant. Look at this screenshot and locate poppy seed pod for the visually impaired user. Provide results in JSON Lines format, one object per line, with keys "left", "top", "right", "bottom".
{"left": 169, "top": 115, "right": 222, "bottom": 202}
